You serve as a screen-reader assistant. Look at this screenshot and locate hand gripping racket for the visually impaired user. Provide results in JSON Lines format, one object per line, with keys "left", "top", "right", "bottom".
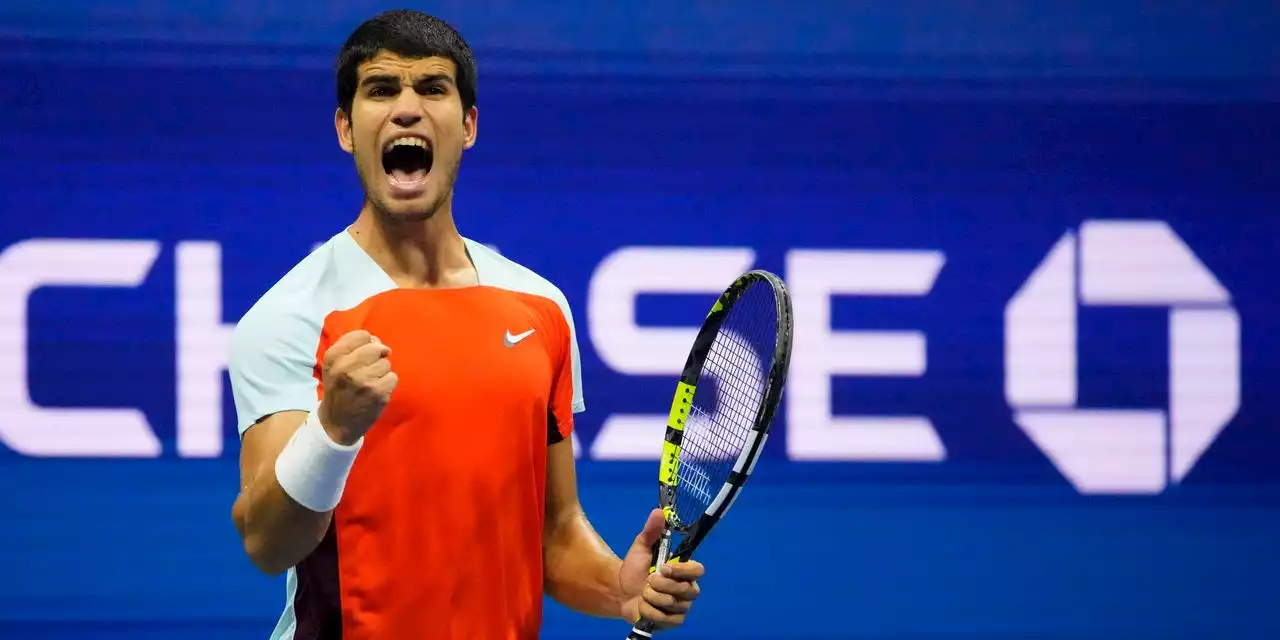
{"left": 625, "top": 269, "right": 793, "bottom": 639}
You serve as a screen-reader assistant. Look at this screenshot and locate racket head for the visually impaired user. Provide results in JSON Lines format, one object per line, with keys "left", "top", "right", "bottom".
{"left": 656, "top": 269, "right": 793, "bottom": 548}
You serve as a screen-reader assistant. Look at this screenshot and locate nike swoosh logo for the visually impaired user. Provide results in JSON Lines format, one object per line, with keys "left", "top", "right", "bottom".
{"left": 504, "top": 328, "right": 536, "bottom": 347}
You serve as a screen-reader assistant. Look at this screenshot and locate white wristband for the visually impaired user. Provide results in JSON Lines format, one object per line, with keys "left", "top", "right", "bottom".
{"left": 274, "top": 408, "right": 363, "bottom": 512}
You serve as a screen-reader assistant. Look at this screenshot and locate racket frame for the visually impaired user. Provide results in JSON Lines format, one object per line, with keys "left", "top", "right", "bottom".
{"left": 627, "top": 269, "right": 793, "bottom": 638}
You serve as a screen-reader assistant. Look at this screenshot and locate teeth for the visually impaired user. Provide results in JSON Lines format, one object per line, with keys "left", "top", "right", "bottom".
{"left": 386, "top": 137, "right": 429, "bottom": 152}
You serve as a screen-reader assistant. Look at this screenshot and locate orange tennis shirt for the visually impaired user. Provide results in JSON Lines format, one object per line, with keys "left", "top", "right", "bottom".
{"left": 228, "top": 229, "right": 586, "bottom": 639}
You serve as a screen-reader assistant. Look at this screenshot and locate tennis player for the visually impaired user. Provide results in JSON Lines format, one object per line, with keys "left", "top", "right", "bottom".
{"left": 227, "top": 9, "right": 705, "bottom": 639}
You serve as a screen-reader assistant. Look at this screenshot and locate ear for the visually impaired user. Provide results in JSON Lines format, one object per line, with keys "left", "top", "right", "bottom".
{"left": 335, "top": 107, "right": 354, "bottom": 154}
{"left": 462, "top": 105, "right": 479, "bottom": 150}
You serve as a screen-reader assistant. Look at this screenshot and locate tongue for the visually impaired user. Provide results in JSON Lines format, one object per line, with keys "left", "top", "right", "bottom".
{"left": 390, "top": 168, "right": 427, "bottom": 184}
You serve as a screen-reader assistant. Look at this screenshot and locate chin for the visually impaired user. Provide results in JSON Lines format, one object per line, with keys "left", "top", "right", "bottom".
{"left": 375, "top": 194, "right": 443, "bottom": 223}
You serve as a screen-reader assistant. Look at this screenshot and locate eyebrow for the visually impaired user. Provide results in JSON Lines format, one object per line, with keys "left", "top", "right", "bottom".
{"left": 360, "top": 73, "right": 456, "bottom": 87}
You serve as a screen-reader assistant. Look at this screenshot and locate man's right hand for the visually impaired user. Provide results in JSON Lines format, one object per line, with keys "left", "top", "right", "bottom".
{"left": 317, "top": 329, "right": 398, "bottom": 445}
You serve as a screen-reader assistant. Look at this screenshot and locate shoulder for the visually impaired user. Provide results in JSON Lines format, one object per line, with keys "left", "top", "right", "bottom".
{"left": 467, "top": 239, "right": 574, "bottom": 327}
{"left": 230, "top": 235, "right": 347, "bottom": 368}
{"left": 467, "top": 238, "right": 587, "bottom": 414}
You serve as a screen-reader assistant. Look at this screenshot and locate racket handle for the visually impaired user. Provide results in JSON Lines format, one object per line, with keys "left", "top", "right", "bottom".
{"left": 624, "top": 529, "right": 671, "bottom": 638}
{"left": 625, "top": 619, "right": 656, "bottom": 639}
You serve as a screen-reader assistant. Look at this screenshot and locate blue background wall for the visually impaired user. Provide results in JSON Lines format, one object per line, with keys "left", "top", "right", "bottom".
{"left": 1, "top": 2, "right": 1278, "bottom": 638}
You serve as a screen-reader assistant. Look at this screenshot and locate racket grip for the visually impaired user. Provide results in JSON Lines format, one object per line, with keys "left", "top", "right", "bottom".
{"left": 625, "top": 620, "right": 656, "bottom": 639}
{"left": 625, "top": 529, "right": 671, "bottom": 638}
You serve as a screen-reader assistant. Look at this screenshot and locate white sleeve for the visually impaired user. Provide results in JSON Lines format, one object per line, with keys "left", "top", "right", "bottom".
{"left": 227, "top": 305, "right": 322, "bottom": 436}
{"left": 568, "top": 310, "right": 586, "bottom": 415}
{"left": 551, "top": 288, "right": 587, "bottom": 414}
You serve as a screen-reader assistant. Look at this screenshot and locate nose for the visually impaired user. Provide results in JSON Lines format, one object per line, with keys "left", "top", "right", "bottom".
{"left": 390, "top": 91, "right": 423, "bottom": 128}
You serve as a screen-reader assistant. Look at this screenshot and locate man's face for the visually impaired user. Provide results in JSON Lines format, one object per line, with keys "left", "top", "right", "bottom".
{"left": 336, "top": 52, "right": 477, "bottom": 222}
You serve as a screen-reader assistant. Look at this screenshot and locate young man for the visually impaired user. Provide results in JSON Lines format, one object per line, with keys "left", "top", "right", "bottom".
{"left": 228, "top": 10, "right": 705, "bottom": 639}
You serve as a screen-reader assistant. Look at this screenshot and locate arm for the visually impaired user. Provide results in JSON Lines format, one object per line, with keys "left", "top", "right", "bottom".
{"left": 226, "top": 305, "right": 330, "bottom": 575}
{"left": 539, "top": 290, "right": 700, "bottom": 626}
{"left": 542, "top": 438, "right": 627, "bottom": 618}
{"left": 541, "top": 439, "right": 705, "bottom": 629}
{"left": 232, "top": 411, "right": 333, "bottom": 575}
{"left": 229, "top": 326, "right": 395, "bottom": 576}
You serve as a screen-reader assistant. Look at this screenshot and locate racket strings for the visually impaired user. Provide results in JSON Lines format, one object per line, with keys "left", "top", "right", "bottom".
{"left": 675, "top": 416, "right": 718, "bottom": 503}
{"left": 673, "top": 282, "right": 778, "bottom": 527}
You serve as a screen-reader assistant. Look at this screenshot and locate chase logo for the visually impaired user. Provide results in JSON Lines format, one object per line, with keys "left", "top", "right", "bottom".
{"left": 1005, "top": 220, "right": 1241, "bottom": 495}
{"left": 0, "top": 220, "right": 1245, "bottom": 498}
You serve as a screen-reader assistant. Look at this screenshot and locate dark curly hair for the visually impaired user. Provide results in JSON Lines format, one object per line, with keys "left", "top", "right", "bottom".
{"left": 335, "top": 10, "right": 477, "bottom": 116}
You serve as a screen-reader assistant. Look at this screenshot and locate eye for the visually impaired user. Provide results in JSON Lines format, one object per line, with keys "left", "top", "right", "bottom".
{"left": 368, "top": 85, "right": 396, "bottom": 98}
{"left": 425, "top": 84, "right": 446, "bottom": 96}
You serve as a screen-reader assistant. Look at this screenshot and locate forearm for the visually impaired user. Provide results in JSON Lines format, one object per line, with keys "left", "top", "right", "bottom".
{"left": 233, "top": 408, "right": 362, "bottom": 575}
{"left": 543, "top": 509, "right": 627, "bottom": 619}
{"left": 234, "top": 474, "right": 333, "bottom": 575}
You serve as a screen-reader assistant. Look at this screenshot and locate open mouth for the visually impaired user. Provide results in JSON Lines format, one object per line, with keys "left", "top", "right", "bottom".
{"left": 381, "top": 136, "right": 433, "bottom": 191}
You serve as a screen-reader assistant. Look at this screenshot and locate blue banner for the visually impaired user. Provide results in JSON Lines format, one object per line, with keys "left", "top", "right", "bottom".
{"left": 1, "top": 3, "right": 1278, "bottom": 638}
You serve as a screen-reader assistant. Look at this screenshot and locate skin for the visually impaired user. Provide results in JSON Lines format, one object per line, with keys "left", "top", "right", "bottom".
{"left": 230, "top": 51, "right": 705, "bottom": 630}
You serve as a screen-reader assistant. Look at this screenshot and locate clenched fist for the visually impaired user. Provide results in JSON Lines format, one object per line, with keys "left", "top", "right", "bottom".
{"left": 317, "top": 330, "right": 398, "bottom": 445}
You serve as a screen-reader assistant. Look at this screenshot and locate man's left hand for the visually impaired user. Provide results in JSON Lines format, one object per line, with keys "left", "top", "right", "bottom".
{"left": 618, "top": 508, "right": 706, "bottom": 631}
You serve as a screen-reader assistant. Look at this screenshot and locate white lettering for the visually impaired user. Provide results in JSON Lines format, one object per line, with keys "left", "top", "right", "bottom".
{"left": 0, "top": 239, "right": 162, "bottom": 457}
{"left": 175, "top": 242, "right": 235, "bottom": 458}
{"left": 785, "top": 250, "right": 947, "bottom": 461}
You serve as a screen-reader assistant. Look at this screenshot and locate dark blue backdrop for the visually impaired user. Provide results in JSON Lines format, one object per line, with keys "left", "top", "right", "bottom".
{"left": 1, "top": 2, "right": 1278, "bottom": 638}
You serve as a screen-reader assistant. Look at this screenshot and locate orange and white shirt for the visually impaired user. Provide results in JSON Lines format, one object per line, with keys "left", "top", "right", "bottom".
{"left": 228, "top": 229, "right": 585, "bottom": 640}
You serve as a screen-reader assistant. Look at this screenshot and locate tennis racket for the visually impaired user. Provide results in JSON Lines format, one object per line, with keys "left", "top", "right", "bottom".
{"left": 625, "top": 269, "right": 793, "bottom": 639}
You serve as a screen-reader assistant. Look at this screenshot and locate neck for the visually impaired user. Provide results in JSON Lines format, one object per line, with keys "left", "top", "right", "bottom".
{"left": 348, "top": 198, "right": 477, "bottom": 289}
